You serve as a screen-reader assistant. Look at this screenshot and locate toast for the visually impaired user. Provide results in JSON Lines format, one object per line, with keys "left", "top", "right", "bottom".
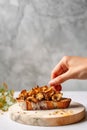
{"left": 16, "top": 85, "right": 71, "bottom": 110}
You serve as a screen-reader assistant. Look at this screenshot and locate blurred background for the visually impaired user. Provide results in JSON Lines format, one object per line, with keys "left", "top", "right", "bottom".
{"left": 0, "top": 0, "right": 87, "bottom": 91}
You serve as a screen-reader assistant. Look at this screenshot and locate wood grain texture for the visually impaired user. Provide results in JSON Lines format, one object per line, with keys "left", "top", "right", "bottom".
{"left": 9, "top": 101, "right": 85, "bottom": 126}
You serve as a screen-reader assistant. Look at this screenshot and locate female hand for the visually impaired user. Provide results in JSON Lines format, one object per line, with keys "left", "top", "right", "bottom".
{"left": 49, "top": 56, "right": 87, "bottom": 90}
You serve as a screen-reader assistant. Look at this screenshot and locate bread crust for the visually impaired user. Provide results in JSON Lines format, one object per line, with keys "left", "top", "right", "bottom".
{"left": 17, "top": 98, "right": 71, "bottom": 110}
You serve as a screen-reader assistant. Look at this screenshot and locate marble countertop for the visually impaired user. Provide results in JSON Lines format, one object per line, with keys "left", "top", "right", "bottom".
{"left": 0, "top": 91, "right": 87, "bottom": 130}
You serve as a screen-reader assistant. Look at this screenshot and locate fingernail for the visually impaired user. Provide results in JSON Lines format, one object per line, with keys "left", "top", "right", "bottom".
{"left": 48, "top": 80, "right": 54, "bottom": 86}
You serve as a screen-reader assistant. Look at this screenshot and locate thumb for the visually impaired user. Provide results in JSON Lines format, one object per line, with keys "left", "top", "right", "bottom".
{"left": 49, "top": 71, "right": 71, "bottom": 86}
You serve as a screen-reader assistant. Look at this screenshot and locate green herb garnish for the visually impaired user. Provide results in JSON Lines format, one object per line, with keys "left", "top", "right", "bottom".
{"left": 0, "top": 83, "right": 16, "bottom": 111}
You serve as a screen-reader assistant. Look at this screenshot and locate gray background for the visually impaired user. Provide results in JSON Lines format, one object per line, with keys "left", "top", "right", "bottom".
{"left": 0, "top": 0, "right": 87, "bottom": 91}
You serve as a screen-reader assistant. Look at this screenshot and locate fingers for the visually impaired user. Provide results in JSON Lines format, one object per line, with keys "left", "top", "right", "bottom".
{"left": 51, "top": 63, "right": 63, "bottom": 79}
{"left": 51, "top": 61, "right": 68, "bottom": 80}
{"left": 49, "top": 70, "right": 71, "bottom": 86}
{"left": 49, "top": 56, "right": 70, "bottom": 89}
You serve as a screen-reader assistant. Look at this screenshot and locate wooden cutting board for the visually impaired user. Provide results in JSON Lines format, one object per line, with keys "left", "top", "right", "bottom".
{"left": 9, "top": 101, "right": 85, "bottom": 126}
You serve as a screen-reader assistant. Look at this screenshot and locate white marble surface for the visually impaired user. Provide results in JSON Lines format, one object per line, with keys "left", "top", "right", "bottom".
{"left": 0, "top": 0, "right": 87, "bottom": 91}
{"left": 0, "top": 91, "right": 87, "bottom": 130}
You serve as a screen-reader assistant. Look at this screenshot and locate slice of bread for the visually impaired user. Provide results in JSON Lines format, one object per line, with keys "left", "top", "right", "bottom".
{"left": 17, "top": 98, "right": 71, "bottom": 110}
{"left": 16, "top": 85, "right": 71, "bottom": 110}
{"left": 26, "top": 98, "right": 71, "bottom": 110}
